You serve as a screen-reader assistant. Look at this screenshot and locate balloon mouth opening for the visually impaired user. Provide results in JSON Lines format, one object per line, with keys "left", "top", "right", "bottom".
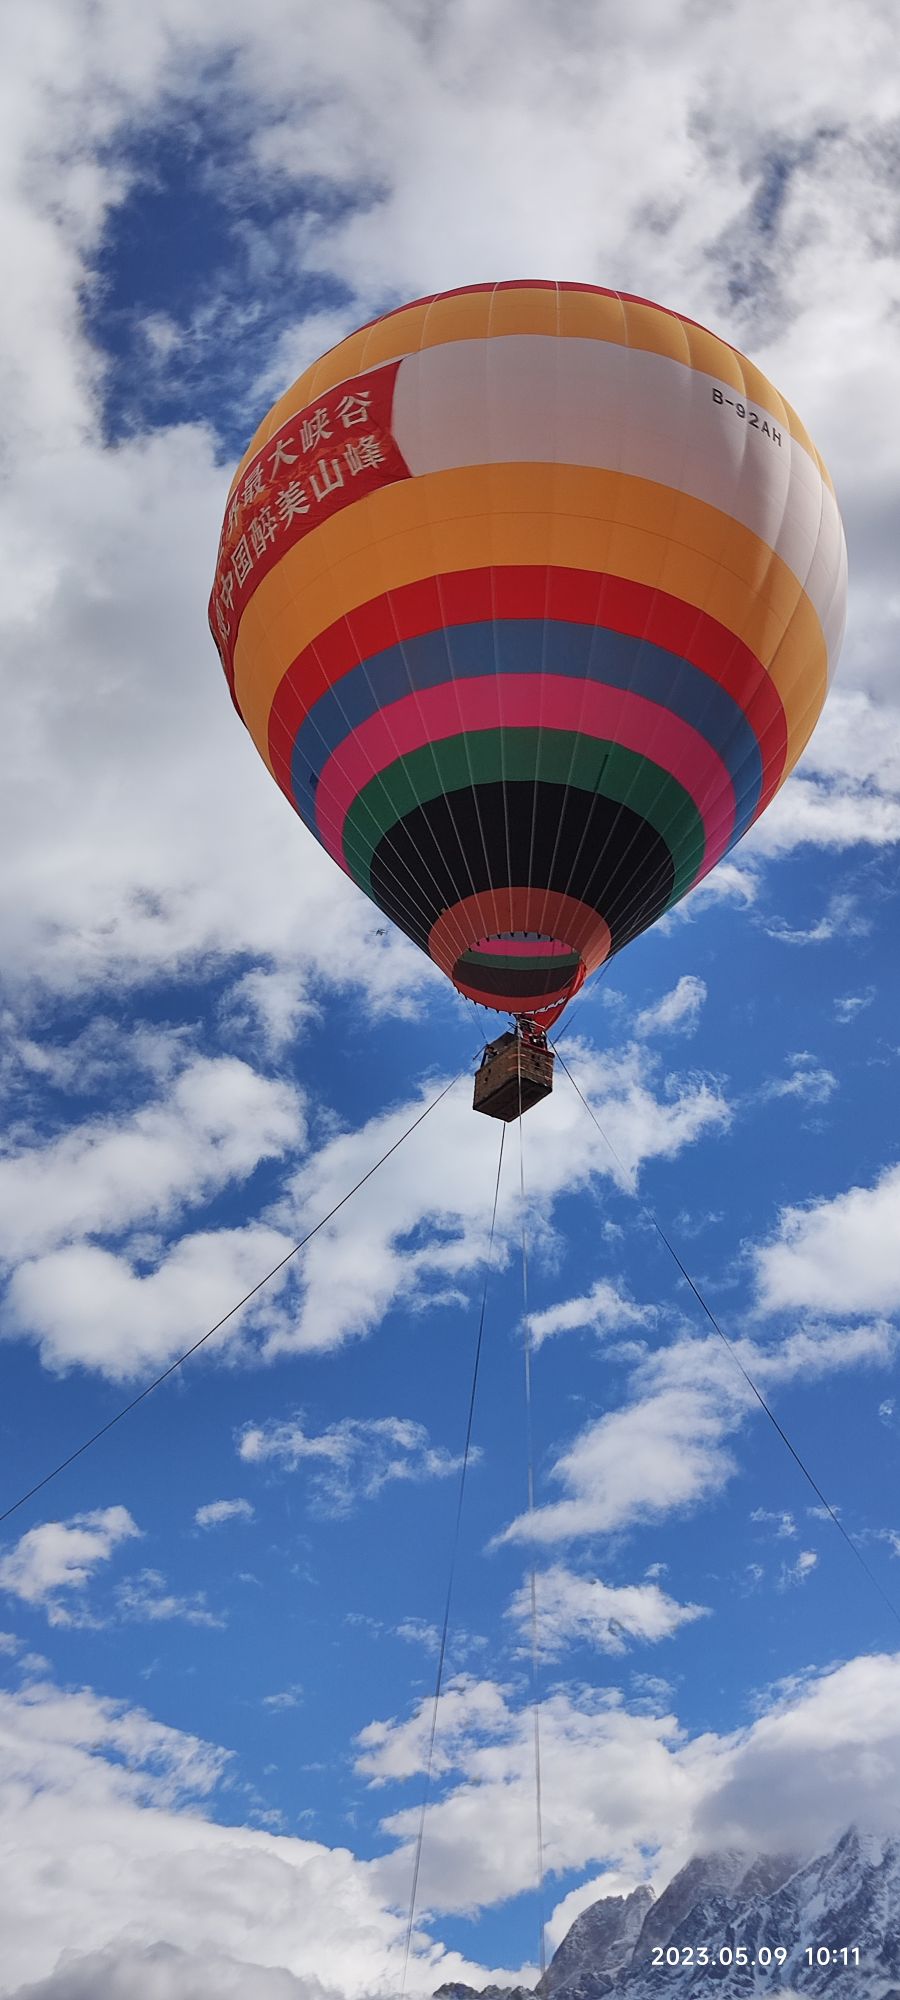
{"left": 451, "top": 930, "right": 586, "bottom": 1015}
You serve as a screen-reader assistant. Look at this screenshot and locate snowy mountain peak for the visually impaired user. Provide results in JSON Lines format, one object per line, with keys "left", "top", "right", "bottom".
{"left": 435, "top": 1826, "right": 900, "bottom": 2000}
{"left": 538, "top": 1884, "right": 654, "bottom": 1995}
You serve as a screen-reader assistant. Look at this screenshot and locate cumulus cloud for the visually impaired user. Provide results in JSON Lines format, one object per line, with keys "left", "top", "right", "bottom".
{"left": 633, "top": 977, "right": 707, "bottom": 1039}
{"left": 237, "top": 1413, "right": 465, "bottom": 1516}
{"left": 0, "top": 1055, "right": 310, "bottom": 1378}
{"left": 526, "top": 1279, "right": 655, "bottom": 1350}
{"left": 0, "top": 1056, "right": 304, "bottom": 1264}
{"left": 194, "top": 1498, "right": 255, "bottom": 1529}
{"left": 7, "top": 1939, "right": 341, "bottom": 1999}
{"left": 6, "top": 1221, "right": 297, "bottom": 1379}
{"left": 0, "top": 1509, "right": 140, "bottom": 1625}
{"left": 506, "top": 1564, "right": 708, "bottom": 1658}
{"left": 754, "top": 1163, "right": 900, "bottom": 1318}
{"left": 0, "top": 1678, "right": 513, "bottom": 1997}
{"left": 362, "top": 1651, "right": 900, "bottom": 1917}
{"left": 746, "top": 780, "right": 900, "bottom": 861}
{"left": 7, "top": 1648, "right": 900, "bottom": 1989}
{"left": 498, "top": 1310, "right": 899, "bottom": 1550}
{"left": 259, "top": 1043, "right": 730, "bottom": 1362}
{"left": 498, "top": 1378, "right": 741, "bottom": 1546}
{"left": 2, "top": 1034, "right": 729, "bottom": 1380}
{"left": 746, "top": 691, "right": 900, "bottom": 862}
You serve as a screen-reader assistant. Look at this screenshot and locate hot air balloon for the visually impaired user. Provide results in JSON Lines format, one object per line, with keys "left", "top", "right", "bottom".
{"left": 209, "top": 282, "right": 847, "bottom": 1109}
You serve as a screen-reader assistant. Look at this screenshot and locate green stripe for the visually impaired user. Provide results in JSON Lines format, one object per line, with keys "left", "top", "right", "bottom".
{"left": 340, "top": 729, "right": 705, "bottom": 907}
{"left": 458, "top": 951, "right": 582, "bottom": 975}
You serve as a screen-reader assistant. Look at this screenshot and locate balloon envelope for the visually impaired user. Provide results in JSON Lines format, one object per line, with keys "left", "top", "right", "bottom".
{"left": 210, "top": 282, "right": 847, "bottom": 1020}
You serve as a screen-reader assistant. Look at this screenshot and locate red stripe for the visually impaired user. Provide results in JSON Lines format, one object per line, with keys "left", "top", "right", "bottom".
{"left": 431, "top": 892, "right": 611, "bottom": 978}
{"left": 268, "top": 568, "right": 787, "bottom": 813}
{"left": 454, "top": 973, "right": 576, "bottom": 1013}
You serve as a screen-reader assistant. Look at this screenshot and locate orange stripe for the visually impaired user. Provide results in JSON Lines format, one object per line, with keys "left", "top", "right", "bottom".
{"left": 231, "top": 462, "right": 828, "bottom": 780}
{"left": 229, "top": 284, "right": 826, "bottom": 496}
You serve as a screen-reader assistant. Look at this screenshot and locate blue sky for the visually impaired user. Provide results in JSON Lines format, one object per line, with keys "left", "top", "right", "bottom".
{"left": 1, "top": 4, "right": 900, "bottom": 1996}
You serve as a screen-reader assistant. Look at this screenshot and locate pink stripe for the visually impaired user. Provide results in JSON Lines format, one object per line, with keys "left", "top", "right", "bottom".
{"left": 472, "top": 937, "right": 573, "bottom": 958}
{"left": 314, "top": 677, "right": 737, "bottom": 873}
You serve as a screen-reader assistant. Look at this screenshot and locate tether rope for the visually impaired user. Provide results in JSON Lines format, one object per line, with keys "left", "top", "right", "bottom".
{"left": 400, "top": 1122, "right": 507, "bottom": 1995}
{"left": 517, "top": 1044, "right": 547, "bottom": 1982}
{"left": 0, "top": 1067, "right": 468, "bottom": 1532}
{"left": 551, "top": 1041, "right": 900, "bottom": 1636}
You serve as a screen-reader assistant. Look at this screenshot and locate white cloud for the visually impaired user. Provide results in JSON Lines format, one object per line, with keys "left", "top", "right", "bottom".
{"left": 633, "top": 977, "right": 707, "bottom": 1039}
{"left": 498, "top": 1311, "right": 898, "bottom": 1550}
{"left": 762, "top": 1058, "right": 837, "bottom": 1107}
{"left": 115, "top": 1570, "right": 224, "bottom": 1629}
{"left": 761, "top": 1319, "right": 898, "bottom": 1377}
{"left": 260, "top": 1043, "right": 729, "bottom": 1362}
{"left": 778, "top": 1550, "right": 819, "bottom": 1590}
{"left": 393, "top": 1619, "right": 440, "bottom": 1653}
{"left": 763, "top": 891, "right": 870, "bottom": 948}
{"left": 746, "top": 780, "right": 900, "bottom": 860}
{"left": 262, "top": 1686, "right": 303, "bottom": 1712}
{"left": 238, "top": 1414, "right": 464, "bottom": 1516}
{"left": 0, "top": 1056, "right": 304, "bottom": 1264}
{"left": 678, "top": 861, "right": 759, "bottom": 914}
{"left": 526, "top": 1279, "right": 655, "bottom": 1350}
{"left": 545, "top": 1869, "right": 650, "bottom": 1953}
{"left": 194, "top": 1499, "right": 255, "bottom": 1529}
{"left": 0, "top": 1509, "right": 140, "bottom": 1625}
{"left": 2, "top": 1035, "right": 728, "bottom": 1381}
{"left": 6, "top": 1222, "right": 296, "bottom": 1379}
{"left": 0, "top": 1678, "right": 514, "bottom": 1999}
{"left": 750, "top": 1508, "right": 797, "bottom": 1540}
{"left": 7, "top": 1939, "right": 340, "bottom": 1999}
{"left": 834, "top": 990, "right": 875, "bottom": 1024}
{"left": 7, "top": 1646, "right": 900, "bottom": 1993}
{"left": 497, "top": 1380, "right": 741, "bottom": 1546}
{"left": 754, "top": 1163, "right": 900, "bottom": 1318}
{"left": 506, "top": 1564, "right": 708, "bottom": 1658}
{"left": 362, "top": 1651, "right": 900, "bottom": 1919}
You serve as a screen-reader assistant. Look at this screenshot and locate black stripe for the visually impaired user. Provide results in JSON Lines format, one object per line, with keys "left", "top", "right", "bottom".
{"left": 456, "top": 960, "right": 577, "bottom": 1000}
{"left": 369, "top": 781, "right": 675, "bottom": 952}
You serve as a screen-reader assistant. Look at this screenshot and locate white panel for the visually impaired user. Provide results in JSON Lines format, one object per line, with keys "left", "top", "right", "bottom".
{"left": 391, "top": 334, "right": 846, "bottom": 663}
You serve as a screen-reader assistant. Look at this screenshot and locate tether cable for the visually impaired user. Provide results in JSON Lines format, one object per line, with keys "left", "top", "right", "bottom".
{"left": 400, "top": 1122, "right": 507, "bottom": 1995}
{"left": 517, "top": 1043, "right": 547, "bottom": 1982}
{"left": 552, "top": 1042, "right": 900, "bottom": 1636}
{"left": 0, "top": 1067, "right": 468, "bottom": 1533}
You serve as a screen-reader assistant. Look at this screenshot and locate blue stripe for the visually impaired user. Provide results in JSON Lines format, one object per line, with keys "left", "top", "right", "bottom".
{"left": 288, "top": 619, "right": 764, "bottom": 842}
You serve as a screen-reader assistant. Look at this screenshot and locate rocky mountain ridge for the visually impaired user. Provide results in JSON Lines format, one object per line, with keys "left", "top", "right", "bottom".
{"left": 435, "top": 1827, "right": 900, "bottom": 1997}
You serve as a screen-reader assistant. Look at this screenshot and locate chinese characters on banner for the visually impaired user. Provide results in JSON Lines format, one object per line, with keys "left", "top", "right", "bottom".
{"left": 209, "top": 361, "right": 411, "bottom": 710}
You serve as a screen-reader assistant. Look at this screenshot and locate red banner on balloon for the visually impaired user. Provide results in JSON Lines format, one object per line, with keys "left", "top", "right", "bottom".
{"left": 209, "top": 360, "right": 411, "bottom": 712}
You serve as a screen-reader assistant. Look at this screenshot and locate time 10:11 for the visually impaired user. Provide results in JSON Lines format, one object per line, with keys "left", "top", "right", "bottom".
{"left": 806, "top": 1948, "right": 860, "bottom": 1966}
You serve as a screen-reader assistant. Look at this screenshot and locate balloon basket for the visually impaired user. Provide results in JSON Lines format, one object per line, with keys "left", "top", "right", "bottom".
{"left": 472, "top": 1032, "right": 554, "bottom": 1122}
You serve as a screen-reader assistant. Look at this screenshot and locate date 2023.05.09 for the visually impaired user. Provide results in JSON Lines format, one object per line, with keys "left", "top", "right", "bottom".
{"left": 650, "top": 1945, "right": 861, "bottom": 1968}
